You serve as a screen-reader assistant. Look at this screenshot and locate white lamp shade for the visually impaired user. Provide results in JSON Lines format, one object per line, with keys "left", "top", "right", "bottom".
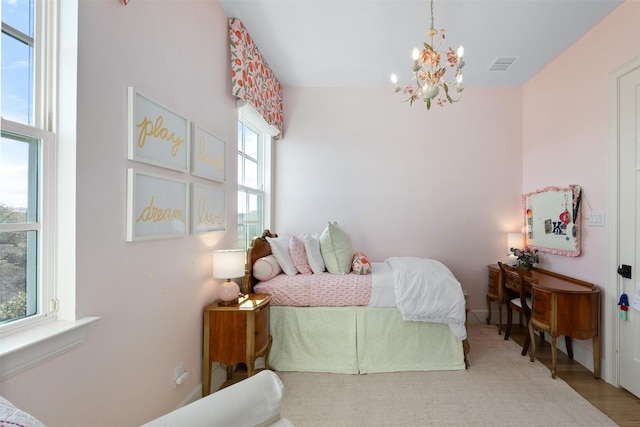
{"left": 507, "top": 233, "right": 524, "bottom": 251}
{"left": 213, "top": 249, "right": 246, "bottom": 279}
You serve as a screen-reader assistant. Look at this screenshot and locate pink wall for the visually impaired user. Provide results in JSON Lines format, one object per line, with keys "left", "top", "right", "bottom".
{"left": 522, "top": 0, "right": 640, "bottom": 284}
{"left": 1, "top": 1, "right": 638, "bottom": 425}
{"left": 277, "top": 86, "right": 523, "bottom": 310}
{"left": 0, "top": 1, "right": 238, "bottom": 426}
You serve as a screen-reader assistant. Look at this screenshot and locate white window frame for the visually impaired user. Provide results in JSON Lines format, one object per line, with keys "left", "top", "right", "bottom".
{"left": 0, "top": 0, "right": 97, "bottom": 381}
{"left": 237, "top": 102, "right": 276, "bottom": 250}
{"left": 0, "top": 119, "right": 57, "bottom": 331}
{"left": 1, "top": 0, "right": 58, "bottom": 331}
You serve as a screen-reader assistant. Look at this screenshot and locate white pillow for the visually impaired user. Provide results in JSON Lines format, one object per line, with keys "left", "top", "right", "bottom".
{"left": 319, "top": 222, "right": 353, "bottom": 274}
{"left": 253, "top": 255, "right": 282, "bottom": 281}
{"left": 266, "top": 236, "right": 298, "bottom": 276}
{"left": 303, "top": 233, "right": 325, "bottom": 274}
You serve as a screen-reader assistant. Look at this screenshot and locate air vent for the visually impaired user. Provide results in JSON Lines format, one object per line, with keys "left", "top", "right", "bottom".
{"left": 489, "top": 57, "right": 518, "bottom": 71}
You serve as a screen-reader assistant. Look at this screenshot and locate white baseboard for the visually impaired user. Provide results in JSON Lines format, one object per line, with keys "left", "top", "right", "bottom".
{"left": 179, "top": 384, "right": 202, "bottom": 408}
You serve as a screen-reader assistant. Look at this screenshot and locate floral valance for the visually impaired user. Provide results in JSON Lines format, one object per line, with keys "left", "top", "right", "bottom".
{"left": 229, "top": 18, "right": 283, "bottom": 137}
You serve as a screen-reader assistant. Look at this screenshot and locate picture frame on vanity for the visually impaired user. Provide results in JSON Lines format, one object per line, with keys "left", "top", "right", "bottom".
{"left": 191, "top": 123, "right": 226, "bottom": 183}
{"left": 523, "top": 185, "right": 582, "bottom": 256}
{"left": 127, "top": 87, "right": 189, "bottom": 172}
{"left": 191, "top": 183, "right": 226, "bottom": 234}
{"left": 126, "top": 169, "right": 189, "bottom": 241}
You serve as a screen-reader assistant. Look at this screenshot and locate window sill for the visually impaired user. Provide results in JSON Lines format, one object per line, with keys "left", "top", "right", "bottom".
{"left": 0, "top": 316, "right": 100, "bottom": 381}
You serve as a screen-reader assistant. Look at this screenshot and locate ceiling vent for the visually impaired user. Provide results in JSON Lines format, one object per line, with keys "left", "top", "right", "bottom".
{"left": 489, "top": 57, "right": 518, "bottom": 71}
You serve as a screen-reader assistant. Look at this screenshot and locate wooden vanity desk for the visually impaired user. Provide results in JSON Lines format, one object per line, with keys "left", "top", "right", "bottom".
{"left": 525, "top": 268, "right": 600, "bottom": 379}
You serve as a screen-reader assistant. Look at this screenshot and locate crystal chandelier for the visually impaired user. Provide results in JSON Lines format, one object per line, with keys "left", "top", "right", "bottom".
{"left": 391, "top": 0, "right": 465, "bottom": 109}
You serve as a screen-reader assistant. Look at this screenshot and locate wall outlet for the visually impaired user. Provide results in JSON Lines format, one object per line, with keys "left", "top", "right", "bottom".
{"left": 587, "top": 212, "right": 605, "bottom": 227}
{"left": 174, "top": 362, "right": 185, "bottom": 383}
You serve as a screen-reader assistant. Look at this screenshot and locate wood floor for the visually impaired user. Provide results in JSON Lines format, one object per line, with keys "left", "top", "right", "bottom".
{"left": 507, "top": 325, "right": 640, "bottom": 426}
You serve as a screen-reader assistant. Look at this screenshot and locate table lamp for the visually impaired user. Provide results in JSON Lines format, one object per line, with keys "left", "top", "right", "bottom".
{"left": 213, "top": 249, "right": 246, "bottom": 305}
{"left": 507, "top": 232, "right": 524, "bottom": 265}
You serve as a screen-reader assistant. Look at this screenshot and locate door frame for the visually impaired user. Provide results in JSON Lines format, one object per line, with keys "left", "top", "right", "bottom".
{"left": 606, "top": 54, "right": 640, "bottom": 387}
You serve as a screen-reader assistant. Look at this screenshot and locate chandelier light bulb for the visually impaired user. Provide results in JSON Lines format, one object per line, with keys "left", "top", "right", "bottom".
{"left": 412, "top": 47, "right": 420, "bottom": 61}
{"left": 391, "top": 74, "right": 398, "bottom": 84}
{"left": 457, "top": 45, "right": 464, "bottom": 58}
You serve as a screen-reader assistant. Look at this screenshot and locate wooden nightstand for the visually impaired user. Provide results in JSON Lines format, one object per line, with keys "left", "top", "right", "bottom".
{"left": 202, "top": 293, "right": 272, "bottom": 396}
{"left": 486, "top": 264, "right": 503, "bottom": 334}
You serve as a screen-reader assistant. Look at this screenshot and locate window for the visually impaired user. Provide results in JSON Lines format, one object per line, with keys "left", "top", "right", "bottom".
{"left": 237, "top": 105, "right": 275, "bottom": 251}
{"left": 1, "top": 0, "right": 57, "bottom": 330}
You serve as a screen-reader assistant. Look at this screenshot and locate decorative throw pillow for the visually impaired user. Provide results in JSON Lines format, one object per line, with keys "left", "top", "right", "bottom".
{"left": 266, "top": 236, "right": 298, "bottom": 276}
{"left": 253, "top": 255, "right": 282, "bottom": 281}
{"left": 351, "top": 252, "right": 372, "bottom": 275}
{"left": 303, "top": 233, "right": 325, "bottom": 274}
{"left": 319, "top": 221, "right": 353, "bottom": 274}
{"left": 289, "top": 235, "right": 313, "bottom": 275}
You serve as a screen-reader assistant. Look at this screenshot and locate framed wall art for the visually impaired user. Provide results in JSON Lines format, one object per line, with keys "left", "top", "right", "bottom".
{"left": 128, "top": 87, "right": 189, "bottom": 172}
{"left": 523, "top": 185, "right": 582, "bottom": 257}
{"left": 191, "top": 123, "right": 226, "bottom": 183}
{"left": 127, "top": 169, "right": 189, "bottom": 241}
{"left": 191, "top": 183, "right": 226, "bottom": 234}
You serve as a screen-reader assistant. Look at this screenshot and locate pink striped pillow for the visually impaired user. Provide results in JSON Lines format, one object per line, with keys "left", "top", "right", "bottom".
{"left": 289, "top": 235, "right": 313, "bottom": 275}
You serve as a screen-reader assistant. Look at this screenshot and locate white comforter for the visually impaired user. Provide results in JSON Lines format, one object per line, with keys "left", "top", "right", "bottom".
{"left": 386, "top": 257, "right": 467, "bottom": 340}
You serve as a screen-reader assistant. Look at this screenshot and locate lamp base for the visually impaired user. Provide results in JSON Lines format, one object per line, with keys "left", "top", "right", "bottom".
{"left": 218, "top": 297, "right": 239, "bottom": 306}
{"left": 218, "top": 279, "right": 240, "bottom": 305}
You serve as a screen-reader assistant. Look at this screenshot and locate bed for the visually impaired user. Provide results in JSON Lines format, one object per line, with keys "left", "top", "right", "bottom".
{"left": 242, "top": 230, "right": 470, "bottom": 374}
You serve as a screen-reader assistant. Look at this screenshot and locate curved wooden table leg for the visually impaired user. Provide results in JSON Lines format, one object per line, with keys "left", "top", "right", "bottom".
{"left": 593, "top": 332, "right": 600, "bottom": 379}
{"left": 565, "top": 336, "right": 573, "bottom": 359}
{"left": 528, "top": 321, "right": 536, "bottom": 362}
{"left": 550, "top": 335, "right": 558, "bottom": 379}
{"left": 497, "top": 300, "right": 503, "bottom": 335}
{"left": 486, "top": 295, "right": 492, "bottom": 325}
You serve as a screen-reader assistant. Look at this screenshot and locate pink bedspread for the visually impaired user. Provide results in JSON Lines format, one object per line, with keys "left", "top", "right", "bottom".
{"left": 254, "top": 272, "right": 373, "bottom": 306}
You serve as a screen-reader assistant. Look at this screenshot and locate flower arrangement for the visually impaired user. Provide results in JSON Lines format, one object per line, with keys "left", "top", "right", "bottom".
{"left": 510, "top": 246, "right": 539, "bottom": 270}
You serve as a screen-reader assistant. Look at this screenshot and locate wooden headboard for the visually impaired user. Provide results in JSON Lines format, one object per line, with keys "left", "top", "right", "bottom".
{"left": 242, "top": 229, "right": 277, "bottom": 294}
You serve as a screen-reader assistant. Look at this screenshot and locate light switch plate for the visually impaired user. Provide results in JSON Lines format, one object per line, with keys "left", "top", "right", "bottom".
{"left": 587, "top": 212, "right": 605, "bottom": 227}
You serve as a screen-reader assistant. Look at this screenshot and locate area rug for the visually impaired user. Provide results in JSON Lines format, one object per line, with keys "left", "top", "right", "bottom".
{"left": 277, "top": 324, "right": 616, "bottom": 426}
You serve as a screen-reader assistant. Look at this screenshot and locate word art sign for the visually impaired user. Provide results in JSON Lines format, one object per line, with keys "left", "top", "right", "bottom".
{"left": 191, "top": 124, "right": 225, "bottom": 183}
{"left": 191, "top": 184, "right": 225, "bottom": 234}
{"left": 128, "top": 87, "right": 189, "bottom": 171}
{"left": 127, "top": 169, "right": 188, "bottom": 241}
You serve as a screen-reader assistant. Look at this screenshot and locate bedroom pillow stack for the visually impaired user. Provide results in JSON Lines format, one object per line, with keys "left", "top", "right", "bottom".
{"left": 259, "top": 223, "right": 356, "bottom": 278}
{"left": 319, "top": 221, "right": 353, "bottom": 274}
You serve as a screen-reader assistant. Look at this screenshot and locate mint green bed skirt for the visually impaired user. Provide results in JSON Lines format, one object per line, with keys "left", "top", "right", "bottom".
{"left": 269, "top": 306, "right": 465, "bottom": 374}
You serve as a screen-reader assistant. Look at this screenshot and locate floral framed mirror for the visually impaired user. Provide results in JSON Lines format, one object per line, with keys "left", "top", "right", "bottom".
{"left": 523, "top": 185, "right": 582, "bottom": 257}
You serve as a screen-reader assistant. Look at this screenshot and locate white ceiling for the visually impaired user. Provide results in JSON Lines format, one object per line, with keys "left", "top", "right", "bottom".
{"left": 217, "top": 0, "right": 623, "bottom": 88}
